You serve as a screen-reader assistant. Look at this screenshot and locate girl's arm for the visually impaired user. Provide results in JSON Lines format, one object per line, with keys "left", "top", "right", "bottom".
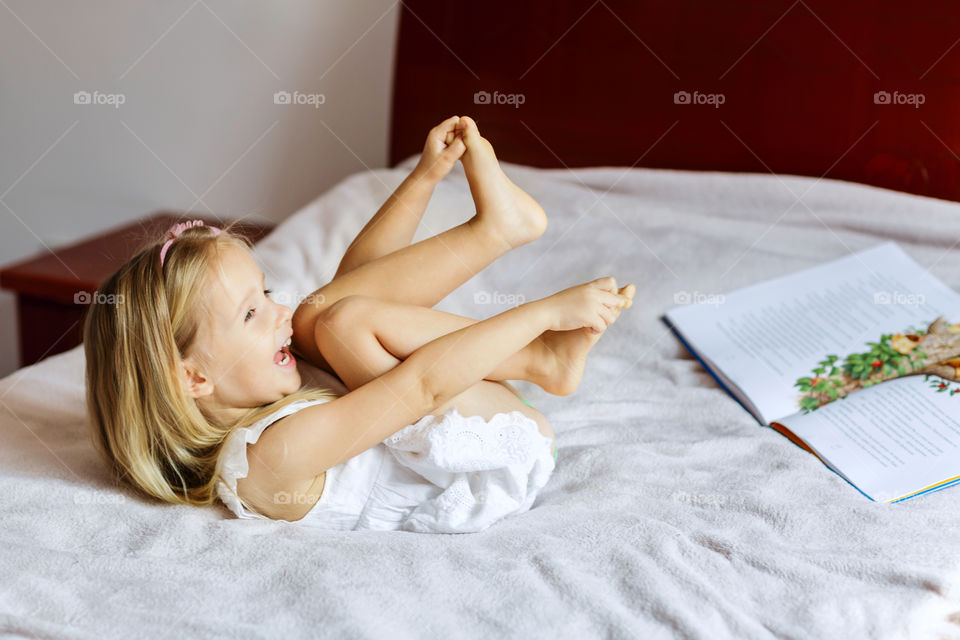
{"left": 411, "top": 278, "right": 622, "bottom": 407}
{"left": 334, "top": 116, "right": 466, "bottom": 277}
{"left": 262, "top": 278, "right": 625, "bottom": 481}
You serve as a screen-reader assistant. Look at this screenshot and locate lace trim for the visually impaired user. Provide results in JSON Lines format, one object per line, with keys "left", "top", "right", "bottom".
{"left": 382, "top": 406, "right": 552, "bottom": 472}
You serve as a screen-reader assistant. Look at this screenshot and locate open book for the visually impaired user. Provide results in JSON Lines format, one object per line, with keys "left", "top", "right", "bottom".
{"left": 662, "top": 242, "right": 960, "bottom": 503}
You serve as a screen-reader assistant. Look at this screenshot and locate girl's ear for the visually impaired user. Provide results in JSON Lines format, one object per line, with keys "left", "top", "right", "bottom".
{"left": 180, "top": 358, "right": 214, "bottom": 398}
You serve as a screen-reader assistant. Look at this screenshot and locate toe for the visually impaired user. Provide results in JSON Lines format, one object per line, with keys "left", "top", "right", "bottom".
{"left": 459, "top": 116, "right": 482, "bottom": 145}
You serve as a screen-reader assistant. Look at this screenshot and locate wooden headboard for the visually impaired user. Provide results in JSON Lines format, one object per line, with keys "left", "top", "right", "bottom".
{"left": 390, "top": 1, "right": 960, "bottom": 202}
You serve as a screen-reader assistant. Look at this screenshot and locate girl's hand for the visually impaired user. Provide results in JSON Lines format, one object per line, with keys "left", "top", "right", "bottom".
{"left": 539, "top": 277, "right": 634, "bottom": 333}
{"left": 414, "top": 116, "right": 467, "bottom": 183}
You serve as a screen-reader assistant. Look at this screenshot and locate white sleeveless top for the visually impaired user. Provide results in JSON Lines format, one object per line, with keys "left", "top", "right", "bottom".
{"left": 216, "top": 398, "right": 556, "bottom": 533}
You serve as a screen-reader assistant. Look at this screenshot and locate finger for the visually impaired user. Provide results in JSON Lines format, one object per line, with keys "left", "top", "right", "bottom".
{"left": 430, "top": 116, "right": 461, "bottom": 143}
{"left": 600, "top": 291, "right": 624, "bottom": 308}
{"left": 443, "top": 128, "right": 464, "bottom": 146}
{"left": 611, "top": 292, "right": 632, "bottom": 309}
{"left": 597, "top": 288, "right": 624, "bottom": 308}
{"left": 432, "top": 115, "right": 460, "bottom": 134}
{"left": 442, "top": 136, "right": 466, "bottom": 159}
{"left": 599, "top": 306, "right": 617, "bottom": 326}
{"left": 592, "top": 276, "right": 618, "bottom": 293}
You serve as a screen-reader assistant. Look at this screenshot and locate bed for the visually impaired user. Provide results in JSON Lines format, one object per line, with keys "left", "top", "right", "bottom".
{"left": 4, "top": 3, "right": 960, "bottom": 639}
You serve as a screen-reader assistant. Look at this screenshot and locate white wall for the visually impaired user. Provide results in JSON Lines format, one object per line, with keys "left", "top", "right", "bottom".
{"left": 0, "top": 0, "right": 401, "bottom": 377}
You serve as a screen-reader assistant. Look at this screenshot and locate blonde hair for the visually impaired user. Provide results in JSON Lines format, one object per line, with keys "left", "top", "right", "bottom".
{"left": 83, "top": 221, "right": 337, "bottom": 507}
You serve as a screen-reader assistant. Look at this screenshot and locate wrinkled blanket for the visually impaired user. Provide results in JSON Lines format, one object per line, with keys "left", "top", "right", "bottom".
{"left": 2, "top": 156, "right": 960, "bottom": 638}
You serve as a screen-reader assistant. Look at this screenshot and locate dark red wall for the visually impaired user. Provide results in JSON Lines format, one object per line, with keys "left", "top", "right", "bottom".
{"left": 391, "top": 1, "right": 960, "bottom": 201}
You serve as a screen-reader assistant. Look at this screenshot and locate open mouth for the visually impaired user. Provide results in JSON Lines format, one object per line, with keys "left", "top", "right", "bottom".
{"left": 274, "top": 337, "right": 295, "bottom": 368}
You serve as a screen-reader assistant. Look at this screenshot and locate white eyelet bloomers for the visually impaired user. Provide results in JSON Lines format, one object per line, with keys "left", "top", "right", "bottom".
{"left": 216, "top": 399, "right": 556, "bottom": 533}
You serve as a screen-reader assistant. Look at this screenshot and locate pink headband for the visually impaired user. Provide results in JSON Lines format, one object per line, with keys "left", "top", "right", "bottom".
{"left": 159, "top": 219, "right": 222, "bottom": 267}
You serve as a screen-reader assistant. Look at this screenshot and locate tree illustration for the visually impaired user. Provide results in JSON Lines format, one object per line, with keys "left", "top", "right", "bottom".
{"left": 794, "top": 317, "right": 960, "bottom": 412}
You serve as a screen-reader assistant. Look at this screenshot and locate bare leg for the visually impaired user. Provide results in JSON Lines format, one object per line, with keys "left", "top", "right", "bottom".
{"left": 291, "top": 117, "right": 547, "bottom": 373}
{"left": 316, "top": 298, "right": 556, "bottom": 452}
{"left": 295, "top": 118, "right": 546, "bottom": 316}
{"left": 291, "top": 221, "right": 504, "bottom": 371}
{"left": 299, "top": 218, "right": 505, "bottom": 315}
{"left": 333, "top": 117, "right": 466, "bottom": 278}
{"left": 324, "top": 116, "right": 545, "bottom": 296}
{"left": 313, "top": 289, "right": 635, "bottom": 396}
{"left": 316, "top": 295, "right": 533, "bottom": 390}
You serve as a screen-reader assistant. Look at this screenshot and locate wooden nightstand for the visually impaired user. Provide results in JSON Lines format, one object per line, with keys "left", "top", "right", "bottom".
{"left": 0, "top": 212, "right": 275, "bottom": 367}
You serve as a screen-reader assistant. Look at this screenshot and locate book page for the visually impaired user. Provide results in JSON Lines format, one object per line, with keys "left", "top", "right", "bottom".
{"left": 776, "top": 375, "right": 960, "bottom": 502}
{"left": 664, "top": 243, "right": 960, "bottom": 424}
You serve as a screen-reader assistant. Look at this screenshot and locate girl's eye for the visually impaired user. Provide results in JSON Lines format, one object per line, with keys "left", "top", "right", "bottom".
{"left": 244, "top": 289, "right": 273, "bottom": 323}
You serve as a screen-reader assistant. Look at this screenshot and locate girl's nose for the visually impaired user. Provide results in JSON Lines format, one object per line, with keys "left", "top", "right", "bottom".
{"left": 275, "top": 301, "right": 292, "bottom": 326}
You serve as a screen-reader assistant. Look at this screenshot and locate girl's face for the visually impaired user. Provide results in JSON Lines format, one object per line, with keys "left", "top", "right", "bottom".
{"left": 182, "top": 244, "right": 301, "bottom": 420}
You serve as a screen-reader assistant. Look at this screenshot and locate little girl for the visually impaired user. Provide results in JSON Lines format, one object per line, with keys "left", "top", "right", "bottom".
{"left": 83, "top": 116, "right": 634, "bottom": 533}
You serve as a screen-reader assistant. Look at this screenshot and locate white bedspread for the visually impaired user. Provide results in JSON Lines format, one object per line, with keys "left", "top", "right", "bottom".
{"left": 2, "top": 156, "right": 960, "bottom": 639}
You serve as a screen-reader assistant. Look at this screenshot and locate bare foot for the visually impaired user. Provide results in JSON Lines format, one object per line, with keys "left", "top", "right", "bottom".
{"left": 529, "top": 285, "right": 635, "bottom": 395}
{"left": 457, "top": 116, "right": 547, "bottom": 249}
